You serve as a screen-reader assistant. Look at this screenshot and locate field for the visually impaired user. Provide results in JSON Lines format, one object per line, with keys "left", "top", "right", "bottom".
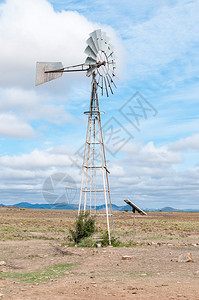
{"left": 0, "top": 207, "right": 199, "bottom": 299}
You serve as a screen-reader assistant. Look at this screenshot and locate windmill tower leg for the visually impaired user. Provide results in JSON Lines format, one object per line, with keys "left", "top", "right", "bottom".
{"left": 78, "top": 74, "right": 114, "bottom": 244}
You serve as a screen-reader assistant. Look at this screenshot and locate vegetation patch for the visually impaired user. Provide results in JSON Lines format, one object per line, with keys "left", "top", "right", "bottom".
{"left": 129, "top": 272, "right": 154, "bottom": 278}
{"left": 77, "top": 236, "right": 95, "bottom": 247}
{"left": 69, "top": 211, "right": 96, "bottom": 244}
{"left": 1, "top": 263, "right": 73, "bottom": 284}
{"left": 99, "top": 230, "right": 121, "bottom": 247}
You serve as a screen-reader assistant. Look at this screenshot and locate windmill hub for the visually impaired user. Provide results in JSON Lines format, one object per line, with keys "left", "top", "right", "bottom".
{"left": 96, "top": 61, "right": 106, "bottom": 68}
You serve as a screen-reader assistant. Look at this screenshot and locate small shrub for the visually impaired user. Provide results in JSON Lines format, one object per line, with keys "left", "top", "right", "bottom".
{"left": 69, "top": 211, "right": 95, "bottom": 244}
{"left": 100, "top": 230, "right": 121, "bottom": 247}
{"left": 78, "top": 236, "right": 95, "bottom": 247}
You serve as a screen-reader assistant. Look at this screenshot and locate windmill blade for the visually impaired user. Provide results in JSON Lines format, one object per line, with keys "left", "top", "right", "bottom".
{"left": 95, "top": 29, "right": 103, "bottom": 50}
{"left": 101, "top": 44, "right": 113, "bottom": 57}
{"left": 96, "top": 75, "right": 103, "bottom": 96}
{"left": 107, "top": 51, "right": 115, "bottom": 60}
{"left": 107, "top": 73, "right": 117, "bottom": 88}
{"left": 101, "top": 31, "right": 106, "bottom": 41}
{"left": 35, "top": 62, "right": 63, "bottom": 86}
{"left": 86, "top": 37, "right": 98, "bottom": 55}
{"left": 112, "top": 72, "right": 119, "bottom": 80}
{"left": 106, "top": 75, "right": 113, "bottom": 94}
{"left": 107, "top": 46, "right": 114, "bottom": 58}
{"left": 108, "top": 43, "right": 114, "bottom": 51}
{"left": 84, "top": 45, "right": 97, "bottom": 60}
{"left": 87, "top": 65, "right": 97, "bottom": 77}
{"left": 96, "top": 75, "right": 101, "bottom": 88}
{"left": 85, "top": 57, "right": 96, "bottom": 65}
{"left": 100, "top": 32, "right": 107, "bottom": 48}
{"left": 100, "top": 42, "right": 109, "bottom": 53}
{"left": 101, "top": 76, "right": 104, "bottom": 96}
{"left": 89, "top": 30, "right": 101, "bottom": 51}
{"left": 97, "top": 75, "right": 103, "bottom": 93}
{"left": 104, "top": 76, "right": 109, "bottom": 97}
{"left": 112, "top": 65, "right": 116, "bottom": 73}
{"left": 101, "top": 31, "right": 110, "bottom": 44}
{"left": 109, "top": 59, "right": 116, "bottom": 68}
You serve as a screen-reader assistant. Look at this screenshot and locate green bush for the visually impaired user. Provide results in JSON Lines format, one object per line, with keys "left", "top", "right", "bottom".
{"left": 78, "top": 236, "right": 95, "bottom": 247}
{"left": 69, "top": 211, "right": 95, "bottom": 244}
{"left": 100, "top": 230, "right": 121, "bottom": 247}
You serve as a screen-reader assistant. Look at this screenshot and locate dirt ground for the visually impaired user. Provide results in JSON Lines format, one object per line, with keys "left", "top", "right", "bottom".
{"left": 0, "top": 207, "right": 199, "bottom": 300}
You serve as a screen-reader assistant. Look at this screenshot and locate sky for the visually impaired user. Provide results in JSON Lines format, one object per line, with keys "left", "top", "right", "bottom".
{"left": 0, "top": 0, "right": 199, "bottom": 209}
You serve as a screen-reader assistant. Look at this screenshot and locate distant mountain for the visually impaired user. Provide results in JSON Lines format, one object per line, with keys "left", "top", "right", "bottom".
{"left": 94, "top": 204, "right": 129, "bottom": 211}
{"left": 0, "top": 202, "right": 197, "bottom": 211}
{"left": 0, "top": 202, "right": 131, "bottom": 211}
{"left": 6, "top": 202, "right": 79, "bottom": 210}
{"left": 160, "top": 206, "right": 182, "bottom": 212}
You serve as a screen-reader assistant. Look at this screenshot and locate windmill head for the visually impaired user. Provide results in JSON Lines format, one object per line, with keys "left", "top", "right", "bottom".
{"left": 35, "top": 29, "right": 117, "bottom": 96}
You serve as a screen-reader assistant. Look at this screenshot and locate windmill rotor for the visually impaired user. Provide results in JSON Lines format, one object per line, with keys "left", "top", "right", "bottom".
{"left": 84, "top": 29, "right": 117, "bottom": 96}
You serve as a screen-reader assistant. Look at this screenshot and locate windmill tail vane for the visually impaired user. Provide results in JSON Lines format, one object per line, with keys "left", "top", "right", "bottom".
{"left": 35, "top": 29, "right": 117, "bottom": 244}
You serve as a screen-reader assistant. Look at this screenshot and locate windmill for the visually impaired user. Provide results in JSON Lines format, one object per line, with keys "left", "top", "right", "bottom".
{"left": 36, "top": 29, "right": 116, "bottom": 244}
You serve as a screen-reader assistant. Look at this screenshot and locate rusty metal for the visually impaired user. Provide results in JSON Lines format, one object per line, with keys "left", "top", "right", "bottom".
{"left": 44, "top": 63, "right": 89, "bottom": 73}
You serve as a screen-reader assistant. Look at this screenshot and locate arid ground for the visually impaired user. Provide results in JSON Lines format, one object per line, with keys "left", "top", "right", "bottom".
{"left": 0, "top": 207, "right": 199, "bottom": 300}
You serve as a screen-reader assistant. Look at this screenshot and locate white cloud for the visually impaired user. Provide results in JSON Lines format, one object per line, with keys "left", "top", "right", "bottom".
{"left": 121, "top": 141, "right": 183, "bottom": 166}
{"left": 0, "top": 148, "right": 72, "bottom": 169}
{"left": 0, "top": 146, "right": 82, "bottom": 205}
{"left": 0, "top": 0, "right": 89, "bottom": 87}
{"left": 0, "top": 139, "right": 198, "bottom": 208}
{"left": 169, "top": 133, "right": 199, "bottom": 151}
{"left": 0, "top": 113, "right": 35, "bottom": 138}
{"left": 0, "top": 0, "right": 124, "bottom": 88}
{"left": 106, "top": 139, "right": 199, "bottom": 207}
{"left": 0, "top": 87, "right": 73, "bottom": 124}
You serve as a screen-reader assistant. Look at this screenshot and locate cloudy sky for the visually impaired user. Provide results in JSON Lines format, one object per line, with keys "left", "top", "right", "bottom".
{"left": 0, "top": 0, "right": 199, "bottom": 209}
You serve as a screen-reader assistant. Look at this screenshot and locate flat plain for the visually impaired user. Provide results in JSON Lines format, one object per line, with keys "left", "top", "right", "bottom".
{"left": 0, "top": 207, "right": 199, "bottom": 299}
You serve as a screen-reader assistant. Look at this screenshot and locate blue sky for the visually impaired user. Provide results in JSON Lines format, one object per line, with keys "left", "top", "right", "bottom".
{"left": 0, "top": 0, "right": 199, "bottom": 209}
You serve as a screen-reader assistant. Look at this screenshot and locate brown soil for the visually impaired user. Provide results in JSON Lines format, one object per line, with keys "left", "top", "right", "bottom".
{"left": 0, "top": 208, "right": 199, "bottom": 300}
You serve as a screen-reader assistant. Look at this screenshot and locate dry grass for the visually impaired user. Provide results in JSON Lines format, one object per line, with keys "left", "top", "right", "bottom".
{"left": 0, "top": 207, "right": 199, "bottom": 244}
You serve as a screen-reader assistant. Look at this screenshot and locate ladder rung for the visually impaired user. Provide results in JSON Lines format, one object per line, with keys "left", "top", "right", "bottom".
{"left": 94, "top": 213, "right": 113, "bottom": 216}
{"left": 82, "top": 189, "right": 109, "bottom": 192}
{"left": 84, "top": 165, "right": 102, "bottom": 168}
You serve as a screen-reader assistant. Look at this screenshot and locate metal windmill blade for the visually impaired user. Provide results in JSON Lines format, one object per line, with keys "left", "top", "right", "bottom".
{"left": 85, "top": 57, "right": 97, "bottom": 65}
{"left": 84, "top": 45, "right": 97, "bottom": 60}
{"left": 89, "top": 29, "right": 101, "bottom": 51}
{"left": 85, "top": 29, "right": 117, "bottom": 97}
{"left": 86, "top": 37, "right": 98, "bottom": 55}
